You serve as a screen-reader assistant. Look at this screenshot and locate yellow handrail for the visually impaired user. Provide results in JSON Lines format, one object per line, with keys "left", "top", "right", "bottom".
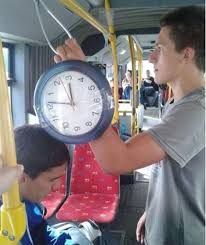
{"left": 128, "top": 36, "right": 138, "bottom": 135}
{"left": 134, "top": 41, "right": 143, "bottom": 88}
{"left": 60, "top": 0, "right": 109, "bottom": 36}
{"left": 0, "top": 39, "right": 26, "bottom": 244}
{"left": 134, "top": 40, "right": 143, "bottom": 133}
{"left": 104, "top": 0, "right": 119, "bottom": 124}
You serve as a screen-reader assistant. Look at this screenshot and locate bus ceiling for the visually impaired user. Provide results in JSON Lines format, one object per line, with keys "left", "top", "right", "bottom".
{"left": 0, "top": 0, "right": 204, "bottom": 60}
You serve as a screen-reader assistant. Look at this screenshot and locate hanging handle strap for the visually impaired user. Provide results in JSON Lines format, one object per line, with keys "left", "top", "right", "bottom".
{"left": 33, "top": 0, "right": 73, "bottom": 55}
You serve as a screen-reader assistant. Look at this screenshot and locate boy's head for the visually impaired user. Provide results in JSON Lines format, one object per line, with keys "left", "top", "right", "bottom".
{"left": 149, "top": 6, "right": 205, "bottom": 84}
{"left": 160, "top": 6, "right": 204, "bottom": 72}
{"left": 15, "top": 124, "right": 69, "bottom": 203}
{"left": 146, "top": 70, "right": 151, "bottom": 78}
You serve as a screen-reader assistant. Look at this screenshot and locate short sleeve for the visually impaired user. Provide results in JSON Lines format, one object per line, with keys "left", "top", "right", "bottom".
{"left": 148, "top": 102, "right": 205, "bottom": 167}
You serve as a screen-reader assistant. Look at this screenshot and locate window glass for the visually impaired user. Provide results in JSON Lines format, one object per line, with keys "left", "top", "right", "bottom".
{"left": 2, "top": 45, "right": 12, "bottom": 107}
{"left": 3, "top": 47, "right": 9, "bottom": 79}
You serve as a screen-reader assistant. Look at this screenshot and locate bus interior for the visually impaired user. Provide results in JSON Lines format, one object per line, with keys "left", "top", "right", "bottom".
{"left": 0, "top": 0, "right": 204, "bottom": 244}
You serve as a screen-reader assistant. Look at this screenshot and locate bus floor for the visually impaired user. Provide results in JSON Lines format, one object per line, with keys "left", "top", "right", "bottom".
{"left": 47, "top": 173, "right": 149, "bottom": 245}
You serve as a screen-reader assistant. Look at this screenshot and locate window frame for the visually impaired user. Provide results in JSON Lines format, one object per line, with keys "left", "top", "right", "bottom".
{"left": 2, "top": 42, "right": 15, "bottom": 85}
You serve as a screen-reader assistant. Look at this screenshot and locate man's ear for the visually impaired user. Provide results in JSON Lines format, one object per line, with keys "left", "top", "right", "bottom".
{"left": 19, "top": 172, "right": 27, "bottom": 183}
{"left": 183, "top": 47, "right": 195, "bottom": 63}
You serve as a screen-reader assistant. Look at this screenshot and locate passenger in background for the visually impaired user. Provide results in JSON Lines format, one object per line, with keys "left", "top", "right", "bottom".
{"left": 109, "top": 78, "right": 123, "bottom": 99}
{"left": 122, "top": 70, "right": 132, "bottom": 90}
{"left": 0, "top": 124, "right": 101, "bottom": 245}
{"left": 54, "top": 5, "right": 205, "bottom": 245}
{"left": 143, "top": 70, "right": 159, "bottom": 91}
{"left": 122, "top": 70, "right": 132, "bottom": 99}
{"left": 140, "top": 70, "right": 159, "bottom": 109}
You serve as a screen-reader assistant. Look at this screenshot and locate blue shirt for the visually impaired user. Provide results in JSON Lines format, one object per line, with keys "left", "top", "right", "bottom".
{"left": 1, "top": 200, "right": 73, "bottom": 245}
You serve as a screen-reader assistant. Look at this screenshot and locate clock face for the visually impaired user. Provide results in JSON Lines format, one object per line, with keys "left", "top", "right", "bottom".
{"left": 34, "top": 60, "right": 114, "bottom": 144}
{"left": 41, "top": 70, "right": 103, "bottom": 136}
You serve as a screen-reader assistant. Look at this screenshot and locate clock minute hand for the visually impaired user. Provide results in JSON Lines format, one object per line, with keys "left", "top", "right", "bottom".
{"left": 59, "top": 78, "right": 72, "bottom": 103}
{"left": 59, "top": 78, "right": 75, "bottom": 110}
{"left": 48, "top": 101, "right": 72, "bottom": 105}
{"left": 68, "top": 83, "right": 75, "bottom": 106}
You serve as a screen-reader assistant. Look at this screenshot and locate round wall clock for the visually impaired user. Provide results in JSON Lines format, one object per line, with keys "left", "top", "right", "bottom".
{"left": 34, "top": 60, "right": 114, "bottom": 144}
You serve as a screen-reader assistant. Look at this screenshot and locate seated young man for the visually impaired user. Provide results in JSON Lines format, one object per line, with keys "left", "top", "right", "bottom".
{"left": 0, "top": 124, "right": 101, "bottom": 245}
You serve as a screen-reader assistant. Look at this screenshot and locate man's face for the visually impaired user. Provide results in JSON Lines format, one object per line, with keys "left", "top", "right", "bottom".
{"left": 149, "top": 26, "right": 185, "bottom": 84}
{"left": 125, "top": 71, "right": 132, "bottom": 81}
{"left": 20, "top": 163, "right": 66, "bottom": 203}
{"left": 146, "top": 70, "right": 150, "bottom": 78}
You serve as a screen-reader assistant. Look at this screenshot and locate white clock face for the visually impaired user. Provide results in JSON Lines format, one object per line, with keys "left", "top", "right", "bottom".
{"left": 41, "top": 70, "right": 103, "bottom": 136}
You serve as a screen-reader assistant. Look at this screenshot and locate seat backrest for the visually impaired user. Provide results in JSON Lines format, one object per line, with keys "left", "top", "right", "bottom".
{"left": 70, "top": 143, "right": 119, "bottom": 195}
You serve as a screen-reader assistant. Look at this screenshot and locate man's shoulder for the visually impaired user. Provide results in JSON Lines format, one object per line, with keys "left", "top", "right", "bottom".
{"left": 176, "top": 87, "right": 205, "bottom": 112}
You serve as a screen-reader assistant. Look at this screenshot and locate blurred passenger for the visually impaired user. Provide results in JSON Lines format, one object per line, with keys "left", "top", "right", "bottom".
{"left": 122, "top": 70, "right": 132, "bottom": 99}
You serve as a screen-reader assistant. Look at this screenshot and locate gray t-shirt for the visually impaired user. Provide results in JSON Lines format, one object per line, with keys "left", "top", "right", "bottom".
{"left": 145, "top": 87, "right": 205, "bottom": 245}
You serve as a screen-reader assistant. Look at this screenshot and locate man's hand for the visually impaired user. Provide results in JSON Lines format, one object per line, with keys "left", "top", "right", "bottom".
{"left": 0, "top": 156, "right": 24, "bottom": 195}
{"left": 136, "top": 211, "right": 146, "bottom": 244}
{"left": 54, "top": 38, "right": 86, "bottom": 63}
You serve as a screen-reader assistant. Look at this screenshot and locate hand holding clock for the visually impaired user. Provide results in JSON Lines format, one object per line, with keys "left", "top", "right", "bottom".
{"left": 34, "top": 38, "right": 114, "bottom": 144}
{"left": 54, "top": 38, "right": 86, "bottom": 63}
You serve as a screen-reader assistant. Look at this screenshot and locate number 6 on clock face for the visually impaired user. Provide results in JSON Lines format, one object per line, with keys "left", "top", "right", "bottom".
{"left": 34, "top": 60, "right": 114, "bottom": 144}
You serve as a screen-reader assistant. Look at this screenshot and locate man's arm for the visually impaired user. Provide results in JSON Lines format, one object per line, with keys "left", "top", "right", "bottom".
{"left": 90, "top": 126, "right": 166, "bottom": 175}
{"left": 54, "top": 39, "right": 167, "bottom": 175}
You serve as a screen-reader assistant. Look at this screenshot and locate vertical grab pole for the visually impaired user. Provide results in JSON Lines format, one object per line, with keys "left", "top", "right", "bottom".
{"left": 105, "top": 0, "right": 119, "bottom": 125}
{"left": 128, "top": 36, "right": 138, "bottom": 135}
{"left": 134, "top": 41, "right": 143, "bottom": 133}
{"left": 0, "top": 39, "right": 26, "bottom": 244}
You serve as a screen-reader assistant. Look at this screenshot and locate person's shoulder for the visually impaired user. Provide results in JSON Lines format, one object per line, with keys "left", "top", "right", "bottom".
{"left": 179, "top": 87, "right": 205, "bottom": 109}
{"left": 24, "top": 200, "right": 44, "bottom": 219}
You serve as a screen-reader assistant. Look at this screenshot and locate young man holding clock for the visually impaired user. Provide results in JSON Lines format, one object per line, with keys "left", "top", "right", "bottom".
{"left": 54, "top": 5, "right": 205, "bottom": 245}
{"left": 0, "top": 124, "right": 101, "bottom": 245}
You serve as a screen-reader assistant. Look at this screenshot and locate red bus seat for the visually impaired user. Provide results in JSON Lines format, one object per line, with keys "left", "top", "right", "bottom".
{"left": 56, "top": 143, "right": 119, "bottom": 223}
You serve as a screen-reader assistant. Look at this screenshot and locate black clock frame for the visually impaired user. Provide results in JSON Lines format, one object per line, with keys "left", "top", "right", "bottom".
{"left": 34, "top": 60, "right": 114, "bottom": 144}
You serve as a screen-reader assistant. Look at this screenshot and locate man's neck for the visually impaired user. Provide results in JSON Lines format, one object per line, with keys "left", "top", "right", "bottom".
{"left": 169, "top": 68, "right": 204, "bottom": 101}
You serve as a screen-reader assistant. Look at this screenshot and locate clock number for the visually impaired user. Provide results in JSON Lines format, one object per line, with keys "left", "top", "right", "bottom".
{"left": 74, "top": 126, "right": 80, "bottom": 131}
{"left": 47, "top": 92, "right": 54, "bottom": 96}
{"left": 92, "top": 111, "right": 100, "bottom": 116}
{"left": 47, "top": 103, "right": 53, "bottom": 110}
{"left": 52, "top": 116, "right": 59, "bottom": 122}
{"left": 86, "top": 121, "right": 92, "bottom": 127}
{"left": 54, "top": 80, "right": 61, "bottom": 86}
{"left": 94, "top": 98, "right": 100, "bottom": 103}
{"left": 63, "top": 122, "right": 69, "bottom": 129}
{"left": 88, "top": 85, "right": 95, "bottom": 90}
{"left": 65, "top": 75, "right": 72, "bottom": 80}
{"left": 78, "top": 77, "right": 84, "bottom": 83}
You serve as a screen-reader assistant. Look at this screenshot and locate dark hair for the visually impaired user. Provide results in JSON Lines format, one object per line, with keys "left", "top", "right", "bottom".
{"left": 160, "top": 6, "right": 205, "bottom": 71}
{"left": 15, "top": 124, "right": 69, "bottom": 179}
